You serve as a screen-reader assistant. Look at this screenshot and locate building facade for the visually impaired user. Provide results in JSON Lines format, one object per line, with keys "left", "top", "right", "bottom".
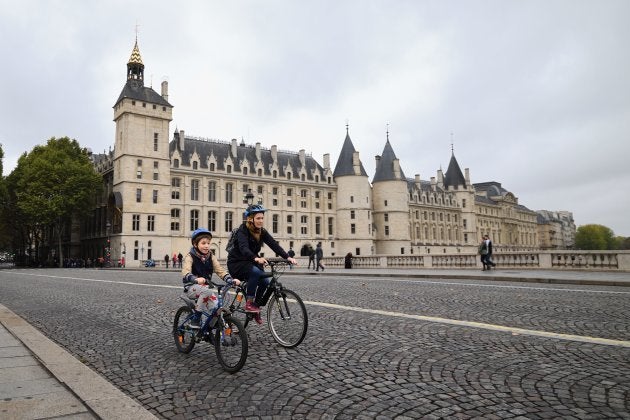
{"left": 81, "top": 41, "right": 566, "bottom": 267}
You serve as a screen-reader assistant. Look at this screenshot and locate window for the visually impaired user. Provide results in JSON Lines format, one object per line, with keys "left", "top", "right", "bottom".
{"left": 172, "top": 190, "right": 180, "bottom": 200}
{"left": 147, "top": 240, "right": 152, "bottom": 259}
{"left": 243, "top": 166, "right": 248, "bottom": 175}
{"left": 272, "top": 214, "right": 279, "bottom": 234}
{"left": 225, "top": 183, "right": 233, "bottom": 203}
{"left": 174, "top": 159, "right": 179, "bottom": 168}
{"left": 227, "top": 165, "right": 232, "bottom": 174}
{"left": 147, "top": 215, "right": 155, "bottom": 231}
{"left": 134, "top": 240, "right": 138, "bottom": 260}
{"left": 132, "top": 214, "right": 140, "bottom": 231}
{"left": 463, "top": 219, "right": 467, "bottom": 228}
{"left": 137, "top": 159, "right": 142, "bottom": 166}
{"left": 193, "top": 161, "right": 198, "bottom": 170}
{"left": 191, "top": 180, "right": 199, "bottom": 201}
{"left": 351, "top": 223, "right": 356, "bottom": 234}
{"left": 225, "top": 211, "right": 233, "bottom": 232}
{"left": 287, "top": 199, "right": 292, "bottom": 207}
{"left": 315, "top": 217, "right": 321, "bottom": 235}
{"left": 384, "top": 213, "right": 389, "bottom": 222}
{"left": 385, "top": 226, "right": 390, "bottom": 236}
{"left": 351, "top": 210, "right": 355, "bottom": 219}
{"left": 300, "top": 215, "right": 307, "bottom": 224}
{"left": 328, "top": 217, "right": 334, "bottom": 235}
{"left": 208, "top": 181, "right": 216, "bottom": 201}
{"left": 136, "top": 170, "right": 142, "bottom": 179}
{"left": 136, "top": 188, "right": 142, "bottom": 202}
{"left": 384, "top": 200, "right": 388, "bottom": 206}
{"left": 257, "top": 185, "right": 263, "bottom": 194}
{"left": 300, "top": 189, "right": 307, "bottom": 198}
{"left": 462, "top": 199, "right": 467, "bottom": 208}
{"left": 273, "top": 170, "right": 277, "bottom": 178}
{"left": 350, "top": 196, "right": 354, "bottom": 203}
{"left": 273, "top": 187, "right": 278, "bottom": 195}
{"left": 152, "top": 190, "right": 158, "bottom": 204}
{"left": 153, "top": 161, "right": 158, "bottom": 169}
{"left": 208, "top": 211, "right": 216, "bottom": 231}
{"left": 301, "top": 226, "right": 307, "bottom": 234}
{"left": 154, "top": 133, "right": 158, "bottom": 151}
{"left": 190, "top": 210, "right": 199, "bottom": 230}
{"left": 210, "top": 163, "right": 215, "bottom": 171}
{"left": 153, "top": 172, "right": 158, "bottom": 181}
{"left": 272, "top": 198, "right": 278, "bottom": 206}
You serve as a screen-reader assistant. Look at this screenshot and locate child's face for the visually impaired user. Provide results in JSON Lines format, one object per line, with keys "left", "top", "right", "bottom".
{"left": 196, "top": 237, "right": 212, "bottom": 254}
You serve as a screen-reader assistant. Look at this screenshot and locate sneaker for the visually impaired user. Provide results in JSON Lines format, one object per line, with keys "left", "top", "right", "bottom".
{"left": 254, "top": 312, "right": 263, "bottom": 325}
{"left": 245, "top": 301, "right": 261, "bottom": 313}
{"left": 190, "top": 316, "right": 201, "bottom": 329}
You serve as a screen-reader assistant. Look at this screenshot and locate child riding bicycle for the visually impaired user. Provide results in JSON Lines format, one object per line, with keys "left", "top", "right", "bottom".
{"left": 182, "top": 228, "right": 241, "bottom": 327}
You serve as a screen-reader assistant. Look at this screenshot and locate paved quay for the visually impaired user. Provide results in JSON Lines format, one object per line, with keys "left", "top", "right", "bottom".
{"left": 0, "top": 267, "right": 628, "bottom": 419}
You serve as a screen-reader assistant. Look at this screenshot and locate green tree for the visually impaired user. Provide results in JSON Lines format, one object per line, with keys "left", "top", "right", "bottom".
{"left": 13, "top": 137, "right": 102, "bottom": 266}
{"left": 0, "top": 144, "right": 11, "bottom": 253}
{"left": 574, "top": 224, "right": 615, "bottom": 250}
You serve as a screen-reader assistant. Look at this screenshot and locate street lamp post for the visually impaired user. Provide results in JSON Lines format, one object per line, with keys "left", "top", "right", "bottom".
{"left": 105, "top": 221, "right": 111, "bottom": 267}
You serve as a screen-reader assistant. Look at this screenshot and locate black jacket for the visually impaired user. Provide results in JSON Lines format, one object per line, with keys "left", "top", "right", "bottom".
{"left": 227, "top": 224, "right": 288, "bottom": 279}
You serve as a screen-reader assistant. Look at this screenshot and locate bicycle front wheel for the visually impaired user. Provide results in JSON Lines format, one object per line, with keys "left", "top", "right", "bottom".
{"left": 214, "top": 315, "right": 248, "bottom": 373}
{"left": 267, "top": 288, "right": 308, "bottom": 348}
{"left": 173, "top": 306, "right": 196, "bottom": 353}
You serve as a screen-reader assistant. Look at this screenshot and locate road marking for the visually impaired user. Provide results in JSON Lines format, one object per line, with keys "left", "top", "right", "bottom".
{"left": 4, "top": 271, "right": 630, "bottom": 348}
{"left": 339, "top": 276, "right": 630, "bottom": 294}
{"left": 307, "top": 301, "right": 630, "bottom": 348}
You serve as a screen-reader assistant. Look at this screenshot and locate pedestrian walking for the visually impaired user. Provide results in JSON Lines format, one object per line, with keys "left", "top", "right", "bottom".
{"left": 315, "top": 242, "right": 325, "bottom": 271}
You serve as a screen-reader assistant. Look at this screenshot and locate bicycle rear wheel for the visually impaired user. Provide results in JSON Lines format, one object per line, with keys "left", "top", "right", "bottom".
{"left": 173, "top": 306, "right": 197, "bottom": 353}
{"left": 214, "top": 315, "right": 248, "bottom": 373}
{"left": 267, "top": 288, "right": 308, "bottom": 348}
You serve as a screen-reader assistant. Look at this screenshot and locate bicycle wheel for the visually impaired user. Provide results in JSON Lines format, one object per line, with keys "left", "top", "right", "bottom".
{"left": 173, "top": 306, "right": 197, "bottom": 353}
{"left": 267, "top": 288, "right": 308, "bottom": 348}
{"left": 214, "top": 315, "right": 248, "bottom": 373}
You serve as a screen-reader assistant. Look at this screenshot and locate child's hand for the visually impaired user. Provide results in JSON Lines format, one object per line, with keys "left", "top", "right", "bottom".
{"left": 196, "top": 277, "right": 205, "bottom": 285}
{"left": 233, "top": 279, "right": 241, "bottom": 286}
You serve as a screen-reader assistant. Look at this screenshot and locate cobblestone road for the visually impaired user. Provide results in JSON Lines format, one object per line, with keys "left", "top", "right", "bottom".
{"left": 1, "top": 268, "right": 629, "bottom": 419}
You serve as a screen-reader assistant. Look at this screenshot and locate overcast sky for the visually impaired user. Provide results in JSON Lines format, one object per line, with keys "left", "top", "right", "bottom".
{"left": 1, "top": 0, "right": 629, "bottom": 236}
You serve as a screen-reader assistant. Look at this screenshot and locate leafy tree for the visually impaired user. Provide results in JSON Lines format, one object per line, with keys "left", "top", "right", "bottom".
{"left": 0, "top": 144, "right": 11, "bottom": 253}
{"left": 615, "top": 236, "right": 630, "bottom": 250}
{"left": 13, "top": 137, "right": 102, "bottom": 266}
{"left": 574, "top": 224, "right": 615, "bottom": 250}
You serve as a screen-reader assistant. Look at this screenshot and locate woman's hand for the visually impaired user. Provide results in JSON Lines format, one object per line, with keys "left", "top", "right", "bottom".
{"left": 254, "top": 256, "right": 268, "bottom": 266}
{"left": 287, "top": 257, "right": 297, "bottom": 265}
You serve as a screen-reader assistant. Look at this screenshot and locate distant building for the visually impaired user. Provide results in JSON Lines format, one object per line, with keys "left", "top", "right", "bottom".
{"left": 78, "top": 40, "right": 571, "bottom": 266}
{"left": 537, "top": 210, "right": 576, "bottom": 249}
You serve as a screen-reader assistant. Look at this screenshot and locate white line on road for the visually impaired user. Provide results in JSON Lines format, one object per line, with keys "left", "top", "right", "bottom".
{"left": 4, "top": 271, "right": 630, "bottom": 348}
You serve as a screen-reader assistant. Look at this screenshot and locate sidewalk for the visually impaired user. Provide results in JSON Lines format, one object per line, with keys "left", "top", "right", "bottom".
{"left": 1, "top": 268, "right": 627, "bottom": 419}
{"left": 0, "top": 304, "right": 157, "bottom": 420}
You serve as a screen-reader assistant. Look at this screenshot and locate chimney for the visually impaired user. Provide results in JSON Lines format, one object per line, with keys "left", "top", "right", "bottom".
{"left": 271, "top": 145, "right": 278, "bottom": 162}
{"left": 464, "top": 168, "right": 470, "bottom": 185}
{"left": 179, "top": 129, "right": 185, "bottom": 150}
{"left": 393, "top": 159, "right": 401, "bottom": 179}
{"left": 299, "top": 149, "right": 306, "bottom": 167}
{"left": 161, "top": 80, "right": 169, "bottom": 101}
{"left": 437, "top": 169, "right": 444, "bottom": 187}
{"left": 430, "top": 176, "right": 436, "bottom": 190}
{"left": 255, "top": 142, "right": 261, "bottom": 161}
{"left": 323, "top": 153, "right": 330, "bottom": 170}
{"left": 414, "top": 174, "right": 421, "bottom": 190}
{"left": 231, "top": 139, "right": 238, "bottom": 157}
{"left": 375, "top": 155, "right": 381, "bottom": 170}
{"left": 352, "top": 151, "right": 361, "bottom": 175}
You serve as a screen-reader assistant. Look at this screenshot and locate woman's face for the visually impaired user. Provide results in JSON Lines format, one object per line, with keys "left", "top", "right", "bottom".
{"left": 253, "top": 213, "right": 265, "bottom": 229}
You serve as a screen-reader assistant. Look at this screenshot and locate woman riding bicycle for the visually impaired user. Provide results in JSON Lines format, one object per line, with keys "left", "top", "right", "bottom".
{"left": 227, "top": 204, "right": 297, "bottom": 324}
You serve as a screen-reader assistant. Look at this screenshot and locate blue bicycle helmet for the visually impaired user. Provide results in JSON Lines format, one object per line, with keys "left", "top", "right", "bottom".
{"left": 244, "top": 204, "right": 267, "bottom": 217}
{"left": 191, "top": 228, "right": 213, "bottom": 244}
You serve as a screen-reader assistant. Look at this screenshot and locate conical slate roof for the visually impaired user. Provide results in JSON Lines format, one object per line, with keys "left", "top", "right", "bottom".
{"left": 372, "top": 140, "right": 406, "bottom": 183}
{"left": 443, "top": 153, "right": 466, "bottom": 188}
{"left": 333, "top": 131, "right": 367, "bottom": 177}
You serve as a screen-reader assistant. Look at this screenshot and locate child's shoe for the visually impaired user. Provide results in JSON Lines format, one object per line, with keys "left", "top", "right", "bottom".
{"left": 245, "top": 301, "right": 261, "bottom": 313}
{"left": 190, "top": 314, "right": 201, "bottom": 329}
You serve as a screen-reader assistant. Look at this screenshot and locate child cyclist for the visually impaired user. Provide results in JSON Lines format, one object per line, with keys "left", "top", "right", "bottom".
{"left": 182, "top": 228, "right": 241, "bottom": 327}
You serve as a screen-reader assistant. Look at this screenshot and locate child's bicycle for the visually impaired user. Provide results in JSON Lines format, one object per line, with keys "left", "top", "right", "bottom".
{"left": 173, "top": 281, "right": 248, "bottom": 373}
{"left": 224, "top": 258, "right": 308, "bottom": 348}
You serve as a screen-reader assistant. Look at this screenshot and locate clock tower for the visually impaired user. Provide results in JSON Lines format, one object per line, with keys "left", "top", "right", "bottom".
{"left": 111, "top": 39, "right": 173, "bottom": 265}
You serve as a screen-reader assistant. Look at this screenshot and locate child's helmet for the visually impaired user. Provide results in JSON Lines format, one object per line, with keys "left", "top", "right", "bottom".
{"left": 191, "top": 228, "right": 212, "bottom": 245}
{"left": 244, "top": 204, "right": 267, "bottom": 217}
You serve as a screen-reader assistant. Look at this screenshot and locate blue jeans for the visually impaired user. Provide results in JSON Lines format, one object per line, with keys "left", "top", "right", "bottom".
{"left": 247, "top": 265, "right": 270, "bottom": 303}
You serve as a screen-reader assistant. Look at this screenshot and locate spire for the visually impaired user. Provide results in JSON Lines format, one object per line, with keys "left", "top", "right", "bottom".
{"left": 127, "top": 38, "right": 144, "bottom": 84}
{"left": 372, "top": 134, "right": 406, "bottom": 183}
{"left": 333, "top": 125, "right": 367, "bottom": 177}
{"left": 443, "top": 150, "right": 466, "bottom": 188}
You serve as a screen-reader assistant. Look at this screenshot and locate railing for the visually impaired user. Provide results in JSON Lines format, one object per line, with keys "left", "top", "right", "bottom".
{"left": 313, "top": 250, "right": 630, "bottom": 271}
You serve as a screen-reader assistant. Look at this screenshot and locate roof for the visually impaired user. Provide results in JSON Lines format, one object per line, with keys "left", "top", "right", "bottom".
{"left": 114, "top": 81, "right": 172, "bottom": 108}
{"left": 170, "top": 136, "right": 325, "bottom": 180}
{"left": 333, "top": 131, "right": 367, "bottom": 177}
{"left": 443, "top": 153, "right": 466, "bottom": 188}
{"left": 372, "top": 140, "right": 406, "bottom": 183}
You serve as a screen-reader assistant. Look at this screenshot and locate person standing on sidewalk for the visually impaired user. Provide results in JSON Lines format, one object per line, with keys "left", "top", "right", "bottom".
{"left": 315, "top": 242, "right": 325, "bottom": 271}
{"left": 483, "top": 234, "right": 496, "bottom": 270}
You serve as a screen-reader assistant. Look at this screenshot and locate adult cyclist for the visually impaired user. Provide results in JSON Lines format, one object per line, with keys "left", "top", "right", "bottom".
{"left": 227, "top": 204, "right": 297, "bottom": 324}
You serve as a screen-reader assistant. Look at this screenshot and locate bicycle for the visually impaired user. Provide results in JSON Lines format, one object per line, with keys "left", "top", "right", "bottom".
{"left": 173, "top": 281, "right": 248, "bottom": 373}
{"left": 224, "top": 258, "right": 308, "bottom": 348}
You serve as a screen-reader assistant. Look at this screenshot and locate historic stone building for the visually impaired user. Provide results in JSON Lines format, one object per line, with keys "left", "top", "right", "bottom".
{"left": 82, "top": 40, "right": 549, "bottom": 267}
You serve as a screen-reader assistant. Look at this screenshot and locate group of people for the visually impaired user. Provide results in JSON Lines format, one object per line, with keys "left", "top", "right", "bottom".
{"left": 478, "top": 234, "right": 497, "bottom": 271}
{"left": 307, "top": 242, "right": 325, "bottom": 271}
{"left": 164, "top": 252, "right": 184, "bottom": 269}
{"left": 181, "top": 204, "right": 297, "bottom": 327}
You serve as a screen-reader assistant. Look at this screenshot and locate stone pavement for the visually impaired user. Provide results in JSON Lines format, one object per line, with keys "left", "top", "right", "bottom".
{"left": 0, "top": 303, "right": 157, "bottom": 420}
{"left": 0, "top": 267, "right": 627, "bottom": 419}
